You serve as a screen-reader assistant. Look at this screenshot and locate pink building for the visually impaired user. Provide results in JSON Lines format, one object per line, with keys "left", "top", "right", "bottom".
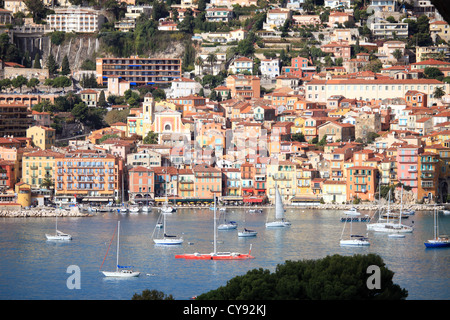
{"left": 396, "top": 145, "right": 423, "bottom": 195}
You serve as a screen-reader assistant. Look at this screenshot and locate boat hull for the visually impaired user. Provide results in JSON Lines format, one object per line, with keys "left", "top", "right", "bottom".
{"left": 153, "top": 238, "right": 183, "bottom": 245}
{"left": 367, "top": 223, "right": 413, "bottom": 233}
{"left": 175, "top": 252, "right": 254, "bottom": 260}
{"left": 46, "top": 234, "right": 72, "bottom": 241}
{"left": 266, "top": 220, "right": 291, "bottom": 228}
{"left": 238, "top": 231, "right": 257, "bottom": 237}
{"left": 340, "top": 239, "right": 370, "bottom": 246}
{"left": 218, "top": 224, "right": 237, "bottom": 230}
{"left": 424, "top": 240, "right": 450, "bottom": 248}
{"left": 101, "top": 271, "right": 140, "bottom": 277}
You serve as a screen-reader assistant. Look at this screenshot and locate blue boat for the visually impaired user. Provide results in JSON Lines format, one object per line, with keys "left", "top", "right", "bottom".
{"left": 424, "top": 239, "right": 450, "bottom": 248}
{"left": 425, "top": 200, "right": 450, "bottom": 248}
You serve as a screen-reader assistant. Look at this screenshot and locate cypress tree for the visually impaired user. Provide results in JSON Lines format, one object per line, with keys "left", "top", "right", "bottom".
{"left": 47, "top": 53, "right": 58, "bottom": 77}
{"left": 33, "top": 52, "right": 41, "bottom": 69}
{"left": 61, "top": 55, "right": 70, "bottom": 76}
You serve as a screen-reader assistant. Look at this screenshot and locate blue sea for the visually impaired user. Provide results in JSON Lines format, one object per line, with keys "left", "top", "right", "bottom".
{"left": 0, "top": 207, "right": 448, "bottom": 300}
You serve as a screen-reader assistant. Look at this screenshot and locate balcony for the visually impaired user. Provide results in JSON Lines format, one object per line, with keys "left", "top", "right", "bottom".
{"left": 408, "top": 167, "right": 417, "bottom": 172}
{"left": 272, "top": 174, "right": 291, "bottom": 181}
{"left": 421, "top": 182, "right": 434, "bottom": 189}
{"left": 421, "top": 173, "right": 434, "bottom": 180}
{"left": 421, "top": 158, "right": 438, "bottom": 163}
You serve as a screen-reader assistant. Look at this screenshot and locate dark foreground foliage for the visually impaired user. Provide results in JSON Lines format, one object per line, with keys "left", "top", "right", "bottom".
{"left": 197, "top": 254, "right": 408, "bottom": 300}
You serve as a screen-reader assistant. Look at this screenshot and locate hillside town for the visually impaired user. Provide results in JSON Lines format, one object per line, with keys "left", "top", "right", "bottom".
{"left": 0, "top": 0, "right": 449, "bottom": 211}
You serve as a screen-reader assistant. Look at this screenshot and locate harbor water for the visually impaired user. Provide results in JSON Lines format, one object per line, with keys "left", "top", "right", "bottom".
{"left": 0, "top": 207, "right": 449, "bottom": 300}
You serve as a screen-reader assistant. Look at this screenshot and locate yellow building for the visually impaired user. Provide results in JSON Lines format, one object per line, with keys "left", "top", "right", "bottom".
{"left": 430, "top": 21, "right": 450, "bottom": 43}
{"left": 292, "top": 116, "right": 306, "bottom": 134}
{"left": 266, "top": 160, "right": 296, "bottom": 203}
{"left": 26, "top": 126, "right": 56, "bottom": 150}
{"left": 322, "top": 180, "right": 347, "bottom": 204}
{"left": 15, "top": 182, "right": 31, "bottom": 207}
{"left": 22, "top": 149, "right": 62, "bottom": 190}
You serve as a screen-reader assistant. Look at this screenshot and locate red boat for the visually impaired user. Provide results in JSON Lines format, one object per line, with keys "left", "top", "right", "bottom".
{"left": 175, "top": 246, "right": 254, "bottom": 260}
{"left": 175, "top": 197, "right": 255, "bottom": 260}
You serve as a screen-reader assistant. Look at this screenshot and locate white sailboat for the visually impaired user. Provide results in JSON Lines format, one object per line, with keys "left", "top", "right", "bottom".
{"left": 160, "top": 166, "right": 176, "bottom": 214}
{"left": 340, "top": 216, "right": 370, "bottom": 246}
{"left": 152, "top": 212, "right": 183, "bottom": 245}
{"left": 46, "top": 216, "right": 72, "bottom": 241}
{"left": 266, "top": 186, "right": 291, "bottom": 228}
{"left": 367, "top": 187, "right": 413, "bottom": 233}
{"left": 100, "top": 221, "right": 140, "bottom": 277}
{"left": 129, "top": 206, "right": 140, "bottom": 214}
{"left": 217, "top": 210, "right": 238, "bottom": 230}
{"left": 238, "top": 211, "right": 257, "bottom": 237}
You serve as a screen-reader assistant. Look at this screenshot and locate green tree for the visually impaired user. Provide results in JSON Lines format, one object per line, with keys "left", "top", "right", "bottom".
{"left": 27, "top": 78, "right": 40, "bottom": 92}
{"left": 143, "top": 131, "right": 158, "bottom": 144}
{"left": 0, "top": 78, "right": 11, "bottom": 92}
{"left": 424, "top": 67, "right": 444, "bottom": 80}
{"left": 197, "top": 254, "right": 408, "bottom": 300}
{"left": 132, "top": 289, "right": 174, "bottom": 300}
{"left": 23, "top": 0, "right": 47, "bottom": 23}
{"left": 98, "top": 90, "right": 107, "bottom": 108}
{"left": 33, "top": 52, "right": 41, "bottom": 69}
{"left": 434, "top": 86, "right": 446, "bottom": 99}
{"left": 47, "top": 53, "right": 58, "bottom": 77}
{"left": 52, "top": 76, "right": 72, "bottom": 93}
{"left": 61, "top": 55, "right": 71, "bottom": 76}
{"left": 50, "top": 31, "right": 65, "bottom": 46}
{"left": 11, "top": 75, "right": 28, "bottom": 93}
{"left": 71, "top": 102, "right": 88, "bottom": 121}
{"left": 292, "top": 132, "right": 306, "bottom": 142}
{"left": 392, "top": 49, "right": 403, "bottom": 62}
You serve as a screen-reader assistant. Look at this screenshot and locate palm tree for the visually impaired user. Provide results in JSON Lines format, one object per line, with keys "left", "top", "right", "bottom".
{"left": 433, "top": 86, "right": 446, "bottom": 100}
{"left": 206, "top": 53, "right": 217, "bottom": 75}
{"left": 392, "top": 49, "right": 403, "bottom": 64}
{"left": 195, "top": 56, "right": 204, "bottom": 75}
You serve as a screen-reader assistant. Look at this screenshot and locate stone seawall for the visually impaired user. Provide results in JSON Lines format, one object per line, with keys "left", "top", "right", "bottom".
{"left": 0, "top": 207, "right": 91, "bottom": 218}
{"left": 0, "top": 203, "right": 444, "bottom": 217}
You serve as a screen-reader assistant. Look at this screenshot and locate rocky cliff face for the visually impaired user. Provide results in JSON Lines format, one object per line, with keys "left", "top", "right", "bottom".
{"left": 42, "top": 34, "right": 100, "bottom": 71}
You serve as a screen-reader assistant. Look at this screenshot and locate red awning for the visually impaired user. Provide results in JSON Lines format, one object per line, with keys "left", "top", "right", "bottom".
{"left": 243, "top": 197, "right": 263, "bottom": 203}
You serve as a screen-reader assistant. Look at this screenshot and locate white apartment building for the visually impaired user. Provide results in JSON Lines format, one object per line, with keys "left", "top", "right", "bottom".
{"left": 47, "top": 7, "right": 105, "bottom": 33}
{"left": 260, "top": 59, "right": 280, "bottom": 79}
{"left": 304, "top": 78, "right": 447, "bottom": 103}
{"left": 324, "top": 0, "right": 352, "bottom": 9}
{"left": 369, "top": 21, "right": 408, "bottom": 39}
{"left": 167, "top": 77, "right": 201, "bottom": 98}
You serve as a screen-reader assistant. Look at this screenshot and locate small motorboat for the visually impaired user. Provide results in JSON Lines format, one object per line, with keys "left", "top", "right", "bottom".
{"left": 343, "top": 207, "right": 361, "bottom": 216}
{"left": 238, "top": 228, "right": 257, "bottom": 237}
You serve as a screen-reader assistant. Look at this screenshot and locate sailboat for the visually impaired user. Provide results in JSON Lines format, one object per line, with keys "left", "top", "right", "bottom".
{"left": 217, "top": 210, "right": 238, "bottom": 230}
{"left": 100, "top": 221, "right": 140, "bottom": 277}
{"left": 175, "top": 197, "right": 254, "bottom": 260}
{"left": 266, "top": 186, "right": 291, "bottom": 228}
{"left": 46, "top": 216, "right": 72, "bottom": 240}
{"left": 152, "top": 212, "right": 183, "bottom": 245}
{"left": 160, "top": 166, "right": 176, "bottom": 214}
{"left": 425, "top": 195, "right": 450, "bottom": 248}
{"left": 340, "top": 216, "right": 370, "bottom": 246}
{"left": 367, "top": 188, "right": 413, "bottom": 233}
{"left": 238, "top": 210, "right": 257, "bottom": 237}
{"left": 129, "top": 206, "right": 140, "bottom": 214}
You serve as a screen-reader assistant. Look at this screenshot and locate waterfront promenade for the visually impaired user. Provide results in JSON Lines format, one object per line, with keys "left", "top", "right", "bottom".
{"left": 0, "top": 202, "right": 444, "bottom": 217}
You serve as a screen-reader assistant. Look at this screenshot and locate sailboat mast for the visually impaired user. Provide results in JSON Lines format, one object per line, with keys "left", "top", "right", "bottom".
{"left": 399, "top": 185, "right": 403, "bottom": 226}
{"left": 116, "top": 221, "right": 120, "bottom": 272}
{"left": 214, "top": 195, "right": 217, "bottom": 254}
